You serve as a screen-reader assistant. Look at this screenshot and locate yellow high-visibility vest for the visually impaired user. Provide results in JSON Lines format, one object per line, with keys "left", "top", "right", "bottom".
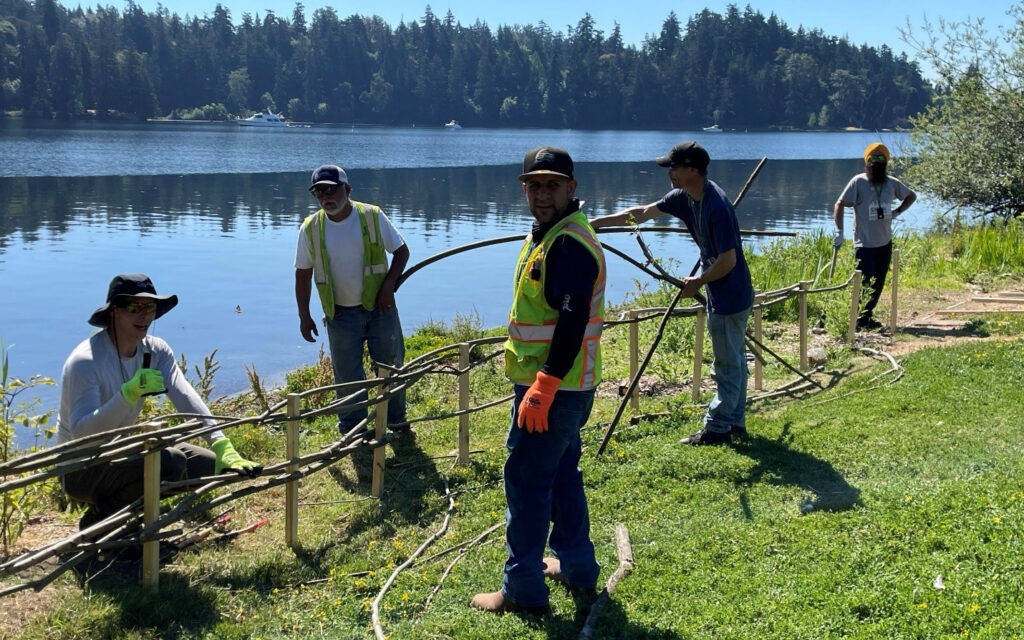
{"left": 505, "top": 210, "right": 606, "bottom": 390}
{"left": 303, "top": 201, "right": 389, "bottom": 314}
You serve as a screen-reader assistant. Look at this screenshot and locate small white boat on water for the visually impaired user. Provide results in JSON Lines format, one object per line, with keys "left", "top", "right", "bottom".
{"left": 238, "top": 110, "right": 289, "bottom": 127}
{"left": 702, "top": 124, "right": 723, "bottom": 133}
{"left": 444, "top": 120, "right": 462, "bottom": 130}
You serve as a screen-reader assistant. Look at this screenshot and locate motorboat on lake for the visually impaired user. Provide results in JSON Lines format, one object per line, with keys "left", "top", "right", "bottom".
{"left": 702, "top": 124, "right": 723, "bottom": 133}
{"left": 444, "top": 120, "right": 462, "bottom": 130}
{"left": 238, "top": 110, "right": 289, "bottom": 127}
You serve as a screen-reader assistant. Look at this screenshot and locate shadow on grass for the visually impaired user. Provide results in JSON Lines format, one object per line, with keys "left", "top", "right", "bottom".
{"left": 731, "top": 427, "right": 861, "bottom": 515}
{"left": 315, "top": 432, "right": 449, "bottom": 544}
{"left": 71, "top": 564, "right": 220, "bottom": 638}
{"left": 532, "top": 592, "right": 681, "bottom": 639}
{"left": 901, "top": 319, "right": 989, "bottom": 339}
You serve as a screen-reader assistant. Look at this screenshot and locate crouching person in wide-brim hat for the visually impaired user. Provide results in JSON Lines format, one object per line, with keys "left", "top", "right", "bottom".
{"left": 57, "top": 273, "right": 262, "bottom": 534}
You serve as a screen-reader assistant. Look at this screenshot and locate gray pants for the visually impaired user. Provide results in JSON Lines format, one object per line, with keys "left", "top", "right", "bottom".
{"left": 62, "top": 443, "right": 216, "bottom": 515}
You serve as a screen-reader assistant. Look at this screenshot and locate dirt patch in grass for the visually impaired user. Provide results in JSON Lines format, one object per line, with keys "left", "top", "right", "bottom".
{"left": 1, "top": 514, "right": 77, "bottom": 638}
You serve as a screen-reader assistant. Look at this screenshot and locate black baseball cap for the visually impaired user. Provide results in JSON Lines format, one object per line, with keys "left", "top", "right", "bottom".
{"left": 655, "top": 141, "right": 710, "bottom": 171}
{"left": 519, "top": 146, "right": 574, "bottom": 181}
{"left": 308, "top": 164, "right": 349, "bottom": 191}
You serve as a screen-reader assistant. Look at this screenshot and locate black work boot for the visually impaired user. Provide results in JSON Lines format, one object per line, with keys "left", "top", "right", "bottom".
{"left": 680, "top": 428, "right": 731, "bottom": 446}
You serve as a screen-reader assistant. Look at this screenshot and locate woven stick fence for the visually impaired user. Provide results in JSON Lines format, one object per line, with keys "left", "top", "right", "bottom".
{"left": 0, "top": 232, "right": 901, "bottom": 596}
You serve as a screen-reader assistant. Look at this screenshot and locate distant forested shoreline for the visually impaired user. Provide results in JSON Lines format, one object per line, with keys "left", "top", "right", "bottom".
{"left": 0, "top": 1, "right": 932, "bottom": 129}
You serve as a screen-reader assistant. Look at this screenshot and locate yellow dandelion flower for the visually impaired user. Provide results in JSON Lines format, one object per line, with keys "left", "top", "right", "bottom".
{"left": 368, "top": 570, "right": 376, "bottom": 577}
{"left": 401, "top": 592, "right": 410, "bottom": 601}
{"left": 918, "top": 602, "right": 927, "bottom": 609}
{"left": 971, "top": 603, "right": 980, "bottom": 612}
{"left": 905, "top": 495, "right": 914, "bottom": 502}
{"left": 994, "top": 516, "right": 1002, "bottom": 523}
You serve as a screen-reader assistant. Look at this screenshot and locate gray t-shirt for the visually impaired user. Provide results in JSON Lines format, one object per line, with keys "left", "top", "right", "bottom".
{"left": 57, "top": 332, "right": 224, "bottom": 446}
{"left": 838, "top": 174, "right": 913, "bottom": 249}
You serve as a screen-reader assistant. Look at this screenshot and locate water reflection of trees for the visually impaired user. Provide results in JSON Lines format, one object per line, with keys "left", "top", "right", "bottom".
{"left": 0, "top": 160, "right": 858, "bottom": 247}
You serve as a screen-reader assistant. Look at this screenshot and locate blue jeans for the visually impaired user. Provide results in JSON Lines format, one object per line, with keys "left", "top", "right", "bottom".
{"left": 502, "top": 385, "right": 600, "bottom": 608}
{"left": 325, "top": 304, "right": 406, "bottom": 431}
{"left": 704, "top": 305, "right": 751, "bottom": 433}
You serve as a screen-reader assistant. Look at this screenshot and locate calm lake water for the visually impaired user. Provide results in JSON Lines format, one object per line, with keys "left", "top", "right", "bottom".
{"left": 1, "top": 122, "right": 928, "bottom": 444}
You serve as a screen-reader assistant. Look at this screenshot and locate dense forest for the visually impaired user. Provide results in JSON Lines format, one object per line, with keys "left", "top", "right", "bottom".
{"left": 0, "top": 0, "right": 933, "bottom": 129}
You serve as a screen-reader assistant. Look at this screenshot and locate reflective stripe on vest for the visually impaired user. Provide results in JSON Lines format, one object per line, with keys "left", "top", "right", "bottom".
{"left": 303, "top": 201, "right": 389, "bottom": 315}
{"left": 504, "top": 211, "right": 606, "bottom": 390}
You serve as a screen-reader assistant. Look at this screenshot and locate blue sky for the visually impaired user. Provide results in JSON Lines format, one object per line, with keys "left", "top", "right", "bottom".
{"left": 135, "top": 0, "right": 1016, "bottom": 74}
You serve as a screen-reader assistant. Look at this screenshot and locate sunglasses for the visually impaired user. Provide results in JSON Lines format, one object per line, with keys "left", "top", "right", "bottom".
{"left": 118, "top": 300, "right": 158, "bottom": 314}
{"left": 867, "top": 154, "right": 887, "bottom": 163}
{"left": 311, "top": 184, "right": 340, "bottom": 197}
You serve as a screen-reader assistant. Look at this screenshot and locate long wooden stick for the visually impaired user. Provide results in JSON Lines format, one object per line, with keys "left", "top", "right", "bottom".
{"left": 578, "top": 525, "right": 634, "bottom": 640}
{"left": 596, "top": 288, "right": 686, "bottom": 457}
{"left": 372, "top": 479, "right": 455, "bottom": 640}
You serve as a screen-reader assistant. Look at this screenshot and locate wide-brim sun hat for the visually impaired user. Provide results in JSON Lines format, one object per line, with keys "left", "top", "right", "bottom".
{"left": 88, "top": 273, "right": 178, "bottom": 328}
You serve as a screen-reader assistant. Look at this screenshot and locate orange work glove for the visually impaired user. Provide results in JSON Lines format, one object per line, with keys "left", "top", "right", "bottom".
{"left": 517, "top": 371, "right": 562, "bottom": 433}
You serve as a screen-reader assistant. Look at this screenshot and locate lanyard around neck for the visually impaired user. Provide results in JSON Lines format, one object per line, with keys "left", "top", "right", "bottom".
{"left": 687, "top": 179, "right": 708, "bottom": 252}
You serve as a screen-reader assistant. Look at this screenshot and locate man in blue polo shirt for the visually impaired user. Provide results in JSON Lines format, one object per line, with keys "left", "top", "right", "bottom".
{"left": 590, "top": 141, "right": 754, "bottom": 445}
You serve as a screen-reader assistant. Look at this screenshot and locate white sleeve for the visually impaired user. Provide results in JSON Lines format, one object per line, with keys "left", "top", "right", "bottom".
{"left": 294, "top": 221, "right": 315, "bottom": 269}
{"left": 62, "top": 355, "right": 138, "bottom": 441}
{"left": 376, "top": 210, "right": 407, "bottom": 254}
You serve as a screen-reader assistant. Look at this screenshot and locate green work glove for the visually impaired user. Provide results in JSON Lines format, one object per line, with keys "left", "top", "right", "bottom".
{"left": 211, "top": 437, "right": 263, "bottom": 477}
{"left": 121, "top": 368, "right": 166, "bottom": 404}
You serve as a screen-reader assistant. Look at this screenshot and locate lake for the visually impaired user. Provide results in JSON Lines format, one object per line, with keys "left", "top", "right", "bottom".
{"left": 1, "top": 122, "right": 928, "bottom": 445}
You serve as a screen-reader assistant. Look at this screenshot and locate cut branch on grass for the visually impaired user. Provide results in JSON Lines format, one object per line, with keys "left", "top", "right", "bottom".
{"left": 421, "top": 521, "right": 503, "bottom": 611}
{"left": 578, "top": 524, "right": 635, "bottom": 640}
{"left": 372, "top": 477, "right": 456, "bottom": 640}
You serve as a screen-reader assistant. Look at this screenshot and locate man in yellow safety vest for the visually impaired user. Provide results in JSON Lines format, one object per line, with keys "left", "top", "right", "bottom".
{"left": 471, "top": 147, "right": 606, "bottom": 615}
{"left": 294, "top": 165, "right": 410, "bottom": 436}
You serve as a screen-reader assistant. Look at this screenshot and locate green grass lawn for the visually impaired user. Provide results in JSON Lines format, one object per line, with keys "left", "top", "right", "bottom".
{"left": 6, "top": 221, "right": 1024, "bottom": 639}
{"left": 11, "top": 337, "right": 1024, "bottom": 639}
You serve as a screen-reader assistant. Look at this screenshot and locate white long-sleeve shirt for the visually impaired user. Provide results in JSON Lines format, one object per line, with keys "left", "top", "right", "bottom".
{"left": 57, "top": 331, "right": 224, "bottom": 446}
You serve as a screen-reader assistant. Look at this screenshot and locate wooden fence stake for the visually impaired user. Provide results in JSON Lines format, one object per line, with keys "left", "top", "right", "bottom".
{"left": 371, "top": 366, "right": 390, "bottom": 498}
{"left": 890, "top": 250, "right": 900, "bottom": 333}
{"left": 692, "top": 308, "right": 705, "bottom": 404}
{"left": 753, "top": 295, "right": 763, "bottom": 391}
{"left": 848, "top": 270, "right": 863, "bottom": 345}
{"left": 285, "top": 393, "right": 300, "bottom": 549}
{"left": 457, "top": 343, "right": 470, "bottom": 466}
{"left": 798, "top": 281, "right": 809, "bottom": 371}
{"left": 628, "top": 310, "right": 640, "bottom": 412}
{"left": 141, "top": 421, "right": 164, "bottom": 592}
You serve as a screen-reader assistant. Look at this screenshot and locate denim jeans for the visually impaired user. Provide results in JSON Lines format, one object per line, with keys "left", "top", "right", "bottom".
{"left": 855, "top": 242, "right": 892, "bottom": 322}
{"left": 501, "top": 385, "right": 600, "bottom": 608}
{"left": 325, "top": 304, "right": 406, "bottom": 431}
{"left": 704, "top": 305, "right": 752, "bottom": 433}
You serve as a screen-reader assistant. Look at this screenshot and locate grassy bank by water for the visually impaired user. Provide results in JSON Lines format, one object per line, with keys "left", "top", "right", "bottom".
{"left": 3, "top": 221, "right": 1024, "bottom": 639}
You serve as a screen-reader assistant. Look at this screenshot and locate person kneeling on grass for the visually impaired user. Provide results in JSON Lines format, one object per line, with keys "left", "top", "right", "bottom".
{"left": 57, "top": 273, "right": 262, "bottom": 532}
